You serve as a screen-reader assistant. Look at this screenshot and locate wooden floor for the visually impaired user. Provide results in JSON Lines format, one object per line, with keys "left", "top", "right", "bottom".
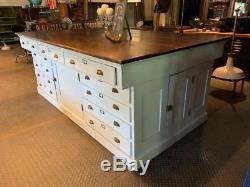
{"left": 0, "top": 45, "right": 250, "bottom": 187}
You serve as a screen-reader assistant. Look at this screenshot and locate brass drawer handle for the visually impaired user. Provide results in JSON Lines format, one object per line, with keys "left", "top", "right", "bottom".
{"left": 41, "top": 50, "right": 45, "bottom": 53}
{"left": 112, "top": 88, "right": 119, "bottom": 93}
{"left": 99, "top": 93, "right": 103, "bottom": 98}
{"left": 113, "top": 121, "right": 120, "bottom": 127}
{"left": 69, "top": 59, "right": 75, "bottom": 64}
{"left": 54, "top": 54, "right": 58, "bottom": 59}
{"left": 101, "top": 124, "right": 106, "bottom": 129}
{"left": 114, "top": 137, "right": 120, "bottom": 144}
{"left": 82, "top": 59, "right": 87, "bottom": 64}
{"left": 113, "top": 104, "right": 119, "bottom": 111}
{"left": 85, "top": 75, "right": 90, "bottom": 80}
{"left": 86, "top": 90, "right": 92, "bottom": 95}
{"left": 100, "top": 109, "right": 105, "bottom": 115}
{"left": 89, "top": 120, "right": 94, "bottom": 125}
{"left": 96, "top": 69, "right": 103, "bottom": 76}
{"left": 88, "top": 105, "right": 93, "bottom": 110}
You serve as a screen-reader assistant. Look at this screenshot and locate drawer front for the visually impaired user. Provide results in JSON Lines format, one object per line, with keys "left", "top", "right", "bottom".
{"left": 84, "top": 112, "right": 131, "bottom": 155}
{"left": 26, "top": 40, "right": 37, "bottom": 53}
{"left": 35, "top": 70, "right": 44, "bottom": 80}
{"left": 43, "top": 65, "right": 54, "bottom": 79}
{"left": 37, "top": 78, "right": 45, "bottom": 90}
{"left": 44, "top": 85, "right": 57, "bottom": 100}
{"left": 38, "top": 45, "right": 49, "bottom": 58}
{"left": 80, "top": 72, "right": 130, "bottom": 105}
{"left": 19, "top": 37, "right": 26, "bottom": 49}
{"left": 44, "top": 77, "right": 55, "bottom": 90}
{"left": 82, "top": 85, "right": 131, "bottom": 123}
{"left": 48, "top": 47, "right": 64, "bottom": 64}
{"left": 76, "top": 59, "right": 116, "bottom": 86}
{"left": 82, "top": 99, "right": 131, "bottom": 140}
{"left": 64, "top": 53, "right": 81, "bottom": 69}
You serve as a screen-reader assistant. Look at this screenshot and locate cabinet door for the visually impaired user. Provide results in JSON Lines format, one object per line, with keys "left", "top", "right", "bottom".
{"left": 56, "top": 63, "right": 82, "bottom": 119}
{"left": 167, "top": 71, "right": 189, "bottom": 137}
{"left": 167, "top": 63, "right": 211, "bottom": 136}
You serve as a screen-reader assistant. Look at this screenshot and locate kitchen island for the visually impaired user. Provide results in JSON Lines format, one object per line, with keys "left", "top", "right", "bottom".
{"left": 18, "top": 30, "right": 229, "bottom": 164}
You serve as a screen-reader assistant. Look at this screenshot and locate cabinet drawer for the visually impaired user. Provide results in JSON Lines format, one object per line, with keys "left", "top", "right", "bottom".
{"left": 48, "top": 48, "right": 64, "bottom": 64}
{"left": 26, "top": 40, "right": 37, "bottom": 53}
{"left": 36, "top": 79, "right": 45, "bottom": 90}
{"left": 43, "top": 65, "right": 54, "bottom": 79}
{"left": 44, "top": 77, "right": 55, "bottom": 90}
{"left": 82, "top": 99, "right": 131, "bottom": 140}
{"left": 64, "top": 52, "right": 81, "bottom": 68}
{"left": 20, "top": 37, "right": 27, "bottom": 49}
{"left": 84, "top": 112, "right": 131, "bottom": 155}
{"left": 82, "top": 85, "right": 131, "bottom": 123}
{"left": 76, "top": 59, "right": 116, "bottom": 86}
{"left": 44, "top": 86, "right": 57, "bottom": 100}
{"left": 38, "top": 45, "right": 49, "bottom": 58}
{"left": 80, "top": 72, "right": 131, "bottom": 105}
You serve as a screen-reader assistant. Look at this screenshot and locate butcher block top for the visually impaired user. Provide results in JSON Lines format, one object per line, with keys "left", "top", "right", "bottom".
{"left": 18, "top": 29, "right": 230, "bottom": 64}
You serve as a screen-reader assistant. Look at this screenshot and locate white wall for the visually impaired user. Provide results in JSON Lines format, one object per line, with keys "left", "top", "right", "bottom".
{"left": 0, "top": 0, "right": 29, "bottom": 7}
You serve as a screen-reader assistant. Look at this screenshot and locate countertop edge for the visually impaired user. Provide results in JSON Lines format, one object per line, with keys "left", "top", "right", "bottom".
{"left": 17, "top": 32, "right": 231, "bottom": 64}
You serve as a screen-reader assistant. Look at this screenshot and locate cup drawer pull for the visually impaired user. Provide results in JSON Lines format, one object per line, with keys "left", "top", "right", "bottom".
{"left": 113, "top": 121, "right": 120, "bottom": 127}
{"left": 96, "top": 69, "right": 103, "bottom": 76}
{"left": 114, "top": 137, "right": 120, "bottom": 144}
{"left": 49, "top": 90, "right": 53, "bottom": 94}
{"left": 89, "top": 120, "right": 94, "bottom": 125}
{"left": 46, "top": 69, "right": 49, "bottom": 72}
{"left": 69, "top": 59, "right": 75, "bottom": 64}
{"left": 113, "top": 104, "right": 119, "bottom": 111}
{"left": 100, "top": 109, "right": 105, "bottom": 115}
{"left": 112, "top": 88, "right": 119, "bottom": 93}
{"left": 85, "top": 75, "right": 90, "bottom": 80}
{"left": 101, "top": 124, "right": 106, "bottom": 129}
{"left": 22, "top": 42, "right": 25, "bottom": 44}
{"left": 99, "top": 93, "right": 103, "bottom": 98}
{"left": 41, "top": 50, "right": 45, "bottom": 54}
{"left": 54, "top": 54, "right": 58, "bottom": 59}
{"left": 48, "top": 80, "right": 51, "bottom": 83}
{"left": 88, "top": 105, "right": 93, "bottom": 110}
{"left": 86, "top": 90, "right": 92, "bottom": 95}
{"left": 44, "top": 58, "right": 47, "bottom": 61}
{"left": 32, "top": 45, "right": 35, "bottom": 48}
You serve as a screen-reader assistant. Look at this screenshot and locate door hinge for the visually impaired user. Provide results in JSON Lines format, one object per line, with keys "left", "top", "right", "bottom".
{"left": 81, "top": 104, "right": 83, "bottom": 112}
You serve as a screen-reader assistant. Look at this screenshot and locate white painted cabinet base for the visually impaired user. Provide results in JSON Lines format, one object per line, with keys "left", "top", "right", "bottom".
{"left": 19, "top": 35, "right": 226, "bottom": 164}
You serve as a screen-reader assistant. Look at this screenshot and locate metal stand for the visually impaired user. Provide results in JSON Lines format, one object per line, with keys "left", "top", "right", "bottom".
{"left": 125, "top": 16, "right": 132, "bottom": 40}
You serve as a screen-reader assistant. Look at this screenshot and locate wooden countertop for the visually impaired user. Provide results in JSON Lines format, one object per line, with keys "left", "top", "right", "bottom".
{"left": 184, "top": 29, "right": 250, "bottom": 38}
{"left": 18, "top": 30, "right": 230, "bottom": 64}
